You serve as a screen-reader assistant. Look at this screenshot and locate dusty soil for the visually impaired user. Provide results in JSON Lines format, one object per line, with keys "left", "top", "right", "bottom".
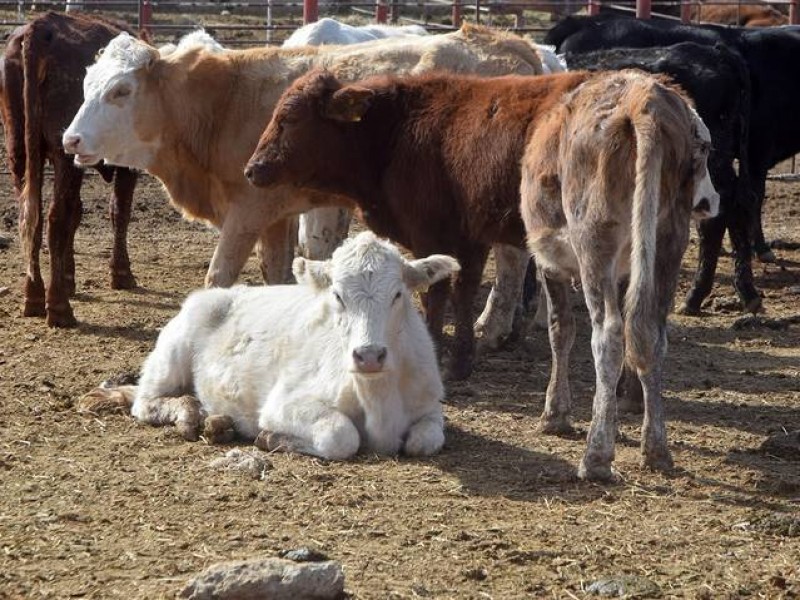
{"left": 0, "top": 21, "right": 798, "bottom": 596}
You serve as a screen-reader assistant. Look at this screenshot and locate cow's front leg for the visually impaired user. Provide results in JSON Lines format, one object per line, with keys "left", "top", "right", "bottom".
{"left": 475, "top": 244, "right": 528, "bottom": 352}
{"left": 448, "top": 245, "right": 490, "bottom": 381}
{"left": 538, "top": 273, "right": 575, "bottom": 434}
{"left": 256, "top": 216, "right": 298, "bottom": 284}
{"left": 259, "top": 388, "right": 360, "bottom": 460}
{"left": 403, "top": 412, "right": 445, "bottom": 457}
{"left": 205, "top": 209, "right": 260, "bottom": 288}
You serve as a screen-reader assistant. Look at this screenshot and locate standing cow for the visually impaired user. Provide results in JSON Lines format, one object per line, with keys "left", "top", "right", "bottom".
{"left": 0, "top": 12, "right": 139, "bottom": 327}
{"left": 81, "top": 232, "right": 456, "bottom": 460}
{"left": 521, "top": 70, "right": 718, "bottom": 480}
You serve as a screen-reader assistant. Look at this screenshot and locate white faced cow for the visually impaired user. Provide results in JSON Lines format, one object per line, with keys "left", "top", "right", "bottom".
{"left": 82, "top": 232, "right": 458, "bottom": 460}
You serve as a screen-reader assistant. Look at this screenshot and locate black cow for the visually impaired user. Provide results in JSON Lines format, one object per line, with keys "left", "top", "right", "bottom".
{"left": 547, "top": 15, "right": 800, "bottom": 314}
{"left": 564, "top": 43, "right": 754, "bottom": 315}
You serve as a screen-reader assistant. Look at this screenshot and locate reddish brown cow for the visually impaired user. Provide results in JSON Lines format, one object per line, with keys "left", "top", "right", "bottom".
{"left": 244, "top": 69, "right": 591, "bottom": 380}
{"left": 0, "top": 12, "right": 139, "bottom": 327}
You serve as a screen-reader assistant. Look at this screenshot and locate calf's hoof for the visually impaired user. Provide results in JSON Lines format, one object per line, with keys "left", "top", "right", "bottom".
{"left": 254, "top": 430, "right": 300, "bottom": 453}
{"left": 111, "top": 271, "right": 137, "bottom": 290}
{"left": 642, "top": 448, "right": 674, "bottom": 474}
{"left": 23, "top": 299, "right": 46, "bottom": 318}
{"left": 577, "top": 456, "right": 615, "bottom": 482}
{"left": 77, "top": 387, "right": 132, "bottom": 414}
{"left": 537, "top": 415, "right": 574, "bottom": 436}
{"left": 202, "top": 415, "right": 236, "bottom": 444}
{"left": 46, "top": 306, "right": 77, "bottom": 328}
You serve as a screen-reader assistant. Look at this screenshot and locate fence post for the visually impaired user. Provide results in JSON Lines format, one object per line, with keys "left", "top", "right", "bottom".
{"left": 375, "top": 0, "right": 389, "bottom": 23}
{"left": 138, "top": 0, "right": 152, "bottom": 38}
{"left": 588, "top": 0, "right": 600, "bottom": 16}
{"left": 303, "top": 0, "right": 318, "bottom": 25}
{"left": 636, "top": 0, "right": 651, "bottom": 18}
{"left": 680, "top": 0, "right": 691, "bottom": 22}
{"left": 452, "top": 0, "right": 462, "bottom": 26}
{"left": 791, "top": 0, "right": 799, "bottom": 24}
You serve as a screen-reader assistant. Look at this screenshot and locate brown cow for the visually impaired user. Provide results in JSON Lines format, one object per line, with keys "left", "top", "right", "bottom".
{"left": 0, "top": 12, "right": 139, "bottom": 327}
{"left": 520, "top": 71, "right": 718, "bottom": 480}
{"left": 691, "top": 2, "right": 787, "bottom": 26}
{"left": 245, "top": 69, "right": 594, "bottom": 379}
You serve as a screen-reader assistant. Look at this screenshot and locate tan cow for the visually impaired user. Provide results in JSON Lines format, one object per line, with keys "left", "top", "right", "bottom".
{"left": 520, "top": 71, "right": 719, "bottom": 480}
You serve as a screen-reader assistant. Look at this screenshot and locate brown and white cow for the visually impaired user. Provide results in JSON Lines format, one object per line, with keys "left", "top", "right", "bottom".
{"left": 0, "top": 12, "right": 139, "bottom": 327}
{"left": 521, "top": 70, "right": 718, "bottom": 480}
{"left": 244, "top": 70, "right": 596, "bottom": 379}
{"left": 62, "top": 26, "right": 544, "bottom": 351}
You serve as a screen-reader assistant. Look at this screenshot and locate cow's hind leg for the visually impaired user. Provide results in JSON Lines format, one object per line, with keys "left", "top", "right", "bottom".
{"left": 18, "top": 163, "right": 46, "bottom": 318}
{"left": 109, "top": 168, "right": 138, "bottom": 289}
{"left": 577, "top": 265, "right": 623, "bottom": 482}
{"left": 538, "top": 273, "right": 575, "bottom": 434}
{"left": 45, "top": 157, "right": 82, "bottom": 327}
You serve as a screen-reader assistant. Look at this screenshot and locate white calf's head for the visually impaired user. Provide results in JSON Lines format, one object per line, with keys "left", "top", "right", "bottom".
{"left": 294, "top": 232, "right": 459, "bottom": 376}
{"left": 689, "top": 109, "right": 720, "bottom": 220}
{"left": 62, "top": 33, "right": 162, "bottom": 170}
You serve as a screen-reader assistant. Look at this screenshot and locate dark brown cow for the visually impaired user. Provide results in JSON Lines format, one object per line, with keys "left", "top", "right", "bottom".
{"left": 244, "top": 69, "right": 592, "bottom": 380}
{"left": 0, "top": 12, "right": 138, "bottom": 327}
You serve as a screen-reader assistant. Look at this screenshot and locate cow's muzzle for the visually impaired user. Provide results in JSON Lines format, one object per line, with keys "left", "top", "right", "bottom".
{"left": 244, "top": 160, "right": 273, "bottom": 187}
{"left": 352, "top": 345, "right": 388, "bottom": 374}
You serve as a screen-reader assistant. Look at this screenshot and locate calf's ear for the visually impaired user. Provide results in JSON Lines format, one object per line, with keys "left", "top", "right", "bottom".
{"left": 403, "top": 255, "right": 461, "bottom": 291}
{"left": 293, "top": 257, "right": 332, "bottom": 290}
{"left": 323, "top": 87, "right": 374, "bottom": 123}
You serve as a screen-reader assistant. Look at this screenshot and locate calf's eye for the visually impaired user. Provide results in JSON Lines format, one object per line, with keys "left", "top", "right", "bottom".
{"left": 392, "top": 291, "right": 402, "bottom": 304}
{"left": 333, "top": 291, "right": 345, "bottom": 308}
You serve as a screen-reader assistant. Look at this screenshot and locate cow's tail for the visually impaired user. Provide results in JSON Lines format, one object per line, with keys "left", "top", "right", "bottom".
{"left": 624, "top": 102, "right": 662, "bottom": 373}
{"left": 20, "top": 24, "right": 44, "bottom": 251}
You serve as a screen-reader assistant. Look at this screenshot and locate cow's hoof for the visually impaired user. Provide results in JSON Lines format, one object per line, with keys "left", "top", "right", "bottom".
{"left": 743, "top": 295, "right": 763, "bottom": 315}
{"left": 757, "top": 249, "right": 776, "bottom": 264}
{"left": 23, "top": 299, "right": 46, "bottom": 318}
{"left": 46, "top": 307, "right": 77, "bottom": 328}
{"left": 111, "top": 271, "right": 137, "bottom": 290}
{"left": 77, "top": 387, "right": 132, "bottom": 414}
{"left": 254, "top": 430, "right": 295, "bottom": 452}
{"left": 676, "top": 301, "right": 701, "bottom": 316}
{"left": 577, "top": 458, "right": 615, "bottom": 482}
{"left": 202, "top": 415, "right": 236, "bottom": 444}
{"left": 537, "top": 416, "right": 574, "bottom": 436}
{"left": 642, "top": 449, "right": 674, "bottom": 473}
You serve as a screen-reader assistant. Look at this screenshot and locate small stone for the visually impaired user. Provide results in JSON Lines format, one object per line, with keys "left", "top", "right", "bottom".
{"left": 179, "top": 556, "right": 345, "bottom": 600}
{"left": 0, "top": 286, "right": 9, "bottom": 297}
{"left": 0, "top": 232, "right": 11, "bottom": 249}
{"left": 208, "top": 448, "right": 272, "bottom": 480}
{"left": 463, "top": 567, "right": 488, "bottom": 581}
{"left": 587, "top": 575, "right": 661, "bottom": 597}
{"left": 279, "top": 547, "right": 330, "bottom": 563}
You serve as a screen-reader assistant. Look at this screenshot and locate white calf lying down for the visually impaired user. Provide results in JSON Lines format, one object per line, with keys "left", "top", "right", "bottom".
{"left": 282, "top": 17, "right": 428, "bottom": 49}
{"left": 87, "top": 233, "right": 458, "bottom": 460}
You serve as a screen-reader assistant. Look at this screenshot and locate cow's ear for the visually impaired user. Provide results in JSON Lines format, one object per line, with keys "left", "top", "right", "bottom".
{"left": 323, "top": 86, "right": 374, "bottom": 123}
{"left": 402, "top": 255, "right": 461, "bottom": 291}
{"left": 293, "top": 257, "right": 332, "bottom": 289}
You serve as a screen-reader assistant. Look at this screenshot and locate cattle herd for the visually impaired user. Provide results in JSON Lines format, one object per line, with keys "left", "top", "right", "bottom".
{"left": 0, "top": 9, "right": 796, "bottom": 481}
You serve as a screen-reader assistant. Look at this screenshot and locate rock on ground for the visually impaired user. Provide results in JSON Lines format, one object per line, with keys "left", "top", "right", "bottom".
{"left": 179, "top": 557, "right": 345, "bottom": 600}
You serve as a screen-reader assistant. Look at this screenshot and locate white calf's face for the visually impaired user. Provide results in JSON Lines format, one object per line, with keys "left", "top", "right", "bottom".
{"left": 294, "top": 233, "right": 459, "bottom": 376}
{"left": 689, "top": 111, "right": 720, "bottom": 220}
{"left": 62, "top": 33, "right": 160, "bottom": 171}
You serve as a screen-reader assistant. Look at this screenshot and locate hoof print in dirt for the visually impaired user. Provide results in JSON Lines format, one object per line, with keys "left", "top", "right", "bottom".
{"left": 759, "top": 430, "right": 800, "bottom": 460}
{"left": 208, "top": 448, "right": 272, "bottom": 480}
{"left": 179, "top": 556, "right": 345, "bottom": 600}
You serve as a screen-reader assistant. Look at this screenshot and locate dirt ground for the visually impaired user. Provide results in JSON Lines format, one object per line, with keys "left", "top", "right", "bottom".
{"left": 0, "top": 20, "right": 799, "bottom": 596}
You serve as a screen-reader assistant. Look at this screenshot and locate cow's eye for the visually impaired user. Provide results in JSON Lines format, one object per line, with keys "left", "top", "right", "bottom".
{"left": 110, "top": 85, "right": 131, "bottom": 101}
{"left": 392, "top": 291, "right": 402, "bottom": 304}
{"left": 333, "top": 291, "right": 345, "bottom": 308}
